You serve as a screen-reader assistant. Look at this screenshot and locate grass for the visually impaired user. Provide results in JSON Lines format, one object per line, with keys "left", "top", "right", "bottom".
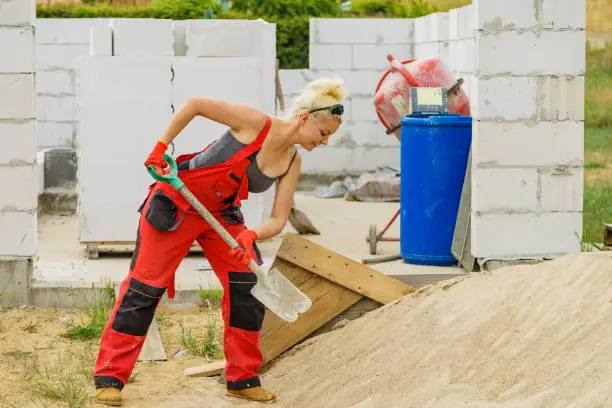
{"left": 179, "top": 317, "right": 224, "bottom": 361}
{"left": 199, "top": 287, "right": 224, "bottom": 309}
{"left": 62, "top": 282, "right": 115, "bottom": 340}
{"left": 23, "top": 353, "right": 93, "bottom": 408}
{"left": 583, "top": 43, "right": 612, "bottom": 244}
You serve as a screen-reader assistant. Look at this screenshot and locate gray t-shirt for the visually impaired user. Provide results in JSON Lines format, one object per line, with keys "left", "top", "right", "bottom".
{"left": 186, "top": 130, "right": 295, "bottom": 193}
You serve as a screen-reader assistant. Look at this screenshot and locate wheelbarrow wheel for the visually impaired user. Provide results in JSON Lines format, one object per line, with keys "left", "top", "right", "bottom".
{"left": 367, "top": 224, "right": 378, "bottom": 255}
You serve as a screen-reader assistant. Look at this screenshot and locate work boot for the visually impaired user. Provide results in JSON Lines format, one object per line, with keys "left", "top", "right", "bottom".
{"left": 227, "top": 386, "right": 276, "bottom": 404}
{"left": 95, "top": 387, "right": 122, "bottom": 406}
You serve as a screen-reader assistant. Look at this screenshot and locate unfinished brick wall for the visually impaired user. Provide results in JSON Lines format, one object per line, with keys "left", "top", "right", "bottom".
{"left": 0, "top": 0, "right": 37, "bottom": 304}
{"left": 471, "top": 0, "right": 586, "bottom": 259}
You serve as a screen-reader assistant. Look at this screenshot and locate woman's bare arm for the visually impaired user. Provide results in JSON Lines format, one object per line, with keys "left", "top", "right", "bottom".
{"left": 159, "top": 97, "right": 267, "bottom": 145}
{"left": 253, "top": 154, "right": 302, "bottom": 240}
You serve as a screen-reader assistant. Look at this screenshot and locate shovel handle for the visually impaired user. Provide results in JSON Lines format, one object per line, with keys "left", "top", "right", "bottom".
{"left": 153, "top": 155, "right": 265, "bottom": 277}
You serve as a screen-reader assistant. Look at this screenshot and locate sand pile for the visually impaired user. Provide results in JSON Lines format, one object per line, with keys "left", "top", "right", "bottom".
{"left": 262, "top": 251, "right": 612, "bottom": 408}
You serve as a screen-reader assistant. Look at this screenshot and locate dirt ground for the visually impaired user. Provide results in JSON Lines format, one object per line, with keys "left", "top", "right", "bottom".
{"left": 0, "top": 304, "right": 258, "bottom": 408}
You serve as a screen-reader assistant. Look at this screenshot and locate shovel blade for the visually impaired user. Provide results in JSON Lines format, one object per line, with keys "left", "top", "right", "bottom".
{"left": 251, "top": 267, "right": 312, "bottom": 322}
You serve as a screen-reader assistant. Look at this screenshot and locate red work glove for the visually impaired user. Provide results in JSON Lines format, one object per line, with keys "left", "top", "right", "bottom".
{"left": 230, "top": 230, "right": 258, "bottom": 266}
{"left": 144, "top": 140, "right": 168, "bottom": 176}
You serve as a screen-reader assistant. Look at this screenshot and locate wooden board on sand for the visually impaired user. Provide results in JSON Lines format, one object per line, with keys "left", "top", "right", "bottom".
{"left": 184, "top": 234, "right": 415, "bottom": 377}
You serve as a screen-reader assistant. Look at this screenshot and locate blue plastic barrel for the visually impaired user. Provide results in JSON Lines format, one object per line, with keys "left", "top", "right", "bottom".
{"left": 399, "top": 114, "right": 472, "bottom": 266}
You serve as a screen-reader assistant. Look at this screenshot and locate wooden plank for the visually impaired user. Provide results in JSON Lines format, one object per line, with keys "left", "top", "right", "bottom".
{"left": 276, "top": 234, "right": 415, "bottom": 304}
{"left": 83, "top": 241, "right": 203, "bottom": 254}
{"left": 259, "top": 274, "right": 362, "bottom": 363}
{"left": 184, "top": 359, "right": 226, "bottom": 378}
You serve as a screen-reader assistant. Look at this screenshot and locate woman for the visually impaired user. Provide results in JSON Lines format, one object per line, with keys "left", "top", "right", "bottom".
{"left": 93, "top": 78, "right": 345, "bottom": 406}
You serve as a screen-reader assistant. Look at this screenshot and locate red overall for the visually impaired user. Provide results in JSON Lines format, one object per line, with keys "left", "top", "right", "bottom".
{"left": 94, "top": 117, "right": 273, "bottom": 392}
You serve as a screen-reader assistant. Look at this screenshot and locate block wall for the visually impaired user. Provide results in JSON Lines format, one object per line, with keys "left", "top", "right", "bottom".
{"left": 36, "top": 18, "right": 111, "bottom": 149}
{"left": 470, "top": 0, "right": 586, "bottom": 259}
{"left": 0, "top": 0, "right": 37, "bottom": 303}
{"left": 0, "top": 0, "right": 37, "bottom": 258}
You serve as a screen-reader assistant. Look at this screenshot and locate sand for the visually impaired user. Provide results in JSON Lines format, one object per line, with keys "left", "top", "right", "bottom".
{"left": 2, "top": 251, "right": 611, "bottom": 407}
{"left": 262, "top": 251, "right": 612, "bottom": 408}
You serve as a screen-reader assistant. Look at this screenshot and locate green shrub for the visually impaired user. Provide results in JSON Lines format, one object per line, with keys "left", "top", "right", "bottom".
{"left": 349, "top": 0, "right": 437, "bottom": 17}
{"left": 36, "top": 3, "right": 160, "bottom": 18}
{"left": 230, "top": 0, "right": 341, "bottom": 18}
{"left": 149, "top": 0, "right": 223, "bottom": 20}
{"left": 351, "top": 0, "right": 409, "bottom": 17}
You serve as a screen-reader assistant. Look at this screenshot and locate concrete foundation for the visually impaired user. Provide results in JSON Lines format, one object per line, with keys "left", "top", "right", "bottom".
{"left": 0, "top": 258, "right": 32, "bottom": 306}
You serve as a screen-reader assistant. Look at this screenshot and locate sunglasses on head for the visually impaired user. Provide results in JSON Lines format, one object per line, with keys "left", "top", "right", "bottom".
{"left": 308, "top": 104, "right": 344, "bottom": 116}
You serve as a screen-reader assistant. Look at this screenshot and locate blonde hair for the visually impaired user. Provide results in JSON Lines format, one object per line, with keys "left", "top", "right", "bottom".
{"left": 289, "top": 78, "right": 346, "bottom": 121}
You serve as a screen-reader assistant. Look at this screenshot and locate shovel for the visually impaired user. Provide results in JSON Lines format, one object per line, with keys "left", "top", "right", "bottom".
{"left": 147, "top": 154, "right": 312, "bottom": 323}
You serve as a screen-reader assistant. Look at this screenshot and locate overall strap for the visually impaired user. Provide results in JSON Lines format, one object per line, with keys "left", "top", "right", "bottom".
{"left": 224, "top": 116, "right": 272, "bottom": 166}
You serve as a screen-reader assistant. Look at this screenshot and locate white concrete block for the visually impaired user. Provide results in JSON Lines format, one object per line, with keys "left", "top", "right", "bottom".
{"left": 472, "top": 168, "right": 538, "bottom": 213}
{"left": 36, "top": 44, "right": 90, "bottom": 71}
{"left": 458, "top": 74, "right": 476, "bottom": 103}
{"left": 311, "top": 18, "right": 414, "bottom": 45}
{"left": 310, "top": 44, "right": 352, "bottom": 70}
{"left": 540, "top": 76, "right": 585, "bottom": 121}
{"left": 185, "top": 19, "right": 271, "bottom": 57}
{"left": 465, "top": 5, "right": 477, "bottom": 38}
{"left": 376, "top": 125, "right": 399, "bottom": 147}
{"left": 351, "top": 97, "right": 378, "bottom": 122}
{"left": 37, "top": 96, "right": 75, "bottom": 122}
{"left": 477, "top": 30, "right": 586, "bottom": 76}
{"left": 540, "top": 166, "right": 583, "bottom": 212}
{"left": 36, "top": 18, "right": 110, "bottom": 44}
{"left": 173, "top": 20, "right": 187, "bottom": 57}
{"left": 0, "top": 211, "right": 36, "bottom": 257}
{"left": 0, "top": 74, "right": 35, "bottom": 119}
{"left": 90, "top": 25, "right": 112, "bottom": 56}
{"left": 471, "top": 212, "right": 582, "bottom": 258}
{"left": 348, "top": 121, "right": 378, "bottom": 146}
{"left": 352, "top": 146, "right": 400, "bottom": 172}
{"left": 299, "top": 146, "right": 352, "bottom": 173}
{"left": 76, "top": 57, "right": 173, "bottom": 242}
{"left": 279, "top": 69, "right": 312, "bottom": 96}
{"left": 438, "top": 42, "right": 450, "bottom": 66}
{"left": 171, "top": 58, "right": 272, "bottom": 150}
{"left": 353, "top": 45, "right": 413, "bottom": 70}
{"left": 37, "top": 121, "right": 74, "bottom": 148}
{"left": 474, "top": 121, "right": 584, "bottom": 167}
{"left": 37, "top": 71, "right": 73, "bottom": 95}
{"left": 414, "top": 42, "right": 438, "bottom": 60}
{"left": 0, "top": 27, "right": 34, "bottom": 73}
{"left": 0, "top": 0, "right": 35, "bottom": 26}
{"left": 0, "top": 120, "right": 35, "bottom": 164}
{"left": 414, "top": 15, "right": 431, "bottom": 43}
{"left": 448, "top": 39, "right": 475, "bottom": 74}
{"left": 310, "top": 69, "right": 383, "bottom": 97}
{"left": 541, "top": 0, "right": 586, "bottom": 29}
{"left": 449, "top": 6, "right": 471, "bottom": 40}
{"left": 111, "top": 19, "right": 174, "bottom": 56}
{"left": 327, "top": 120, "right": 354, "bottom": 147}
{"left": 430, "top": 12, "right": 450, "bottom": 42}
{"left": 37, "top": 149, "right": 45, "bottom": 194}
{"left": 475, "top": 0, "right": 537, "bottom": 31}
{"left": 0, "top": 166, "right": 37, "bottom": 211}
{"left": 474, "top": 77, "right": 538, "bottom": 121}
